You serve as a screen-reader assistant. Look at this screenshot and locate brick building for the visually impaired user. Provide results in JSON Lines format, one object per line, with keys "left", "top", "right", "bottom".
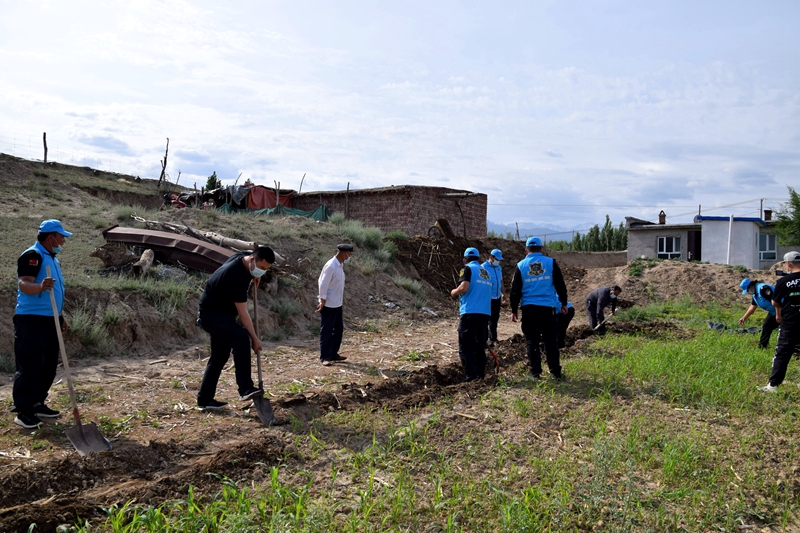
{"left": 292, "top": 185, "right": 487, "bottom": 238}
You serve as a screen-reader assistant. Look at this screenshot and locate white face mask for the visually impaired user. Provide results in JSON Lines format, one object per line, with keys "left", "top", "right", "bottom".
{"left": 250, "top": 262, "right": 267, "bottom": 278}
{"left": 344, "top": 257, "right": 351, "bottom": 264}
{"left": 610, "top": 293, "right": 617, "bottom": 299}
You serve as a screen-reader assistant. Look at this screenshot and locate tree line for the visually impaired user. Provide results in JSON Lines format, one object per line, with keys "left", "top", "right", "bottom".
{"left": 545, "top": 215, "right": 627, "bottom": 252}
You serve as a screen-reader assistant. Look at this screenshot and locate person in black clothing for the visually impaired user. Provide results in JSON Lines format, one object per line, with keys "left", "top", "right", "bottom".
{"left": 556, "top": 302, "right": 575, "bottom": 349}
{"left": 759, "top": 251, "right": 800, "bottom": 392}
{"left": 584, "top": 285, "right": 621, "bottom": 334}
{"left": 196, "top": 246, "right": 275, "bottom": 409}
{"left": 12, "top": 219, "right": 72, "bottom": 428}
{"left": 509, "top": 237, "right": 569, "bottom": 379}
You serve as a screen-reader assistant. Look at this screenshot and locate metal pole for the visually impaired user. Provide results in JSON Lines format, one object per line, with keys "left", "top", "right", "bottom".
{"left": 726, "top": 213, "right": 734, "bottom": 265}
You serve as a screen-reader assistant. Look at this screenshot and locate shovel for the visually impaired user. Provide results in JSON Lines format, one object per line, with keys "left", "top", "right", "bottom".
{"left": 593, "top": 312, "right": 614, "bottom": 331}
{"left": 46, "top": 266, "right": 112, "bottom": 455}
{"left": 251, "top": 283, "right": 276, "bottom": 426}
{"left": 487, "top": 347, "right": 500, "bottom": 373}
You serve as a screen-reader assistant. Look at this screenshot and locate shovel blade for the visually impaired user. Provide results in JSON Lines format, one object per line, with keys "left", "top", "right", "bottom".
{"left": 252, "top": 395, "right": 276, "bottom": 426}
{"left": 65, "top": 422, "right": 112, "bottom": 456}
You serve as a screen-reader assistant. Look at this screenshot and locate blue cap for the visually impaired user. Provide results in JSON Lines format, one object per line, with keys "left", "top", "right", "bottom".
{"left": 490, "top": 249, "right": 503, "bottom": 261}
{"left": 39, "top": 219, "right": 72, "bottom": 237}
{"left": 526, "top": 236, "right": 543, "bottom": 247}
{"left": 740, "top": 278, "right": 752, "bottom": 295}
{"left": 464, "top": 247, "right": 480, "bottom": 258}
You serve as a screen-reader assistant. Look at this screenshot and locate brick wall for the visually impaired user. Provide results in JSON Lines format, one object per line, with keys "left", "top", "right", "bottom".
{"left": 292, "top": 186, "right": 487, "bottom": 237}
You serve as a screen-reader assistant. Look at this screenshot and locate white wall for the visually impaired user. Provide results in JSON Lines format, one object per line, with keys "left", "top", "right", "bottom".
{"left": 700, "top": 220, "right": 760, "bottom": 268}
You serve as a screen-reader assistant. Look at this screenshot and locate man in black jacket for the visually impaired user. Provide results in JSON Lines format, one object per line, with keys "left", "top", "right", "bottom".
{"left": 584, "top": 285, "right": 621, "bottom": 334}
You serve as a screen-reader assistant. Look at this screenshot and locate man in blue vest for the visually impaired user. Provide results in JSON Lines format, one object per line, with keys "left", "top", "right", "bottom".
{"left": 510, "top": 237, "right": 568, "bottom": 380}
{"left": 482, "top": 248, "right": 504, "bottom": 347}
{"left": 738, "top": 278, "right": 778, "bottom": 349}
{"left": 451, "top": 247, "right": 493, "bottom": 381}
{"left": 12, "top": 219, "right": 72, "bottom": 429}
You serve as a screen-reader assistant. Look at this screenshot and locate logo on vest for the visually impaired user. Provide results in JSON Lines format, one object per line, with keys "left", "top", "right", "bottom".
{"left": 459, "top": 268, "right": 465, "bottom": 279}
{"left": 479, "top": 268, "right": 490, "bottom": 280}
{"left": 528, "top": 262, "right": 544, "bottom": 276}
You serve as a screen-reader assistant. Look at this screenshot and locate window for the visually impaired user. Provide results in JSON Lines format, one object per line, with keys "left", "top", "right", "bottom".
{"left": 759, "top": 233, "right": 777, "bottom": 261}
{"left": 657, "top": 236, "right": 681, "bottom": 259}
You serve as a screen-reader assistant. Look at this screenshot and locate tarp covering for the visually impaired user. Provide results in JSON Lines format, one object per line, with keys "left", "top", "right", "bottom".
{"left": 247, "top": 186, "right": 295, "bottom": 209}
{"left": 217, "top": 203, "right": 330, "bottom": 221}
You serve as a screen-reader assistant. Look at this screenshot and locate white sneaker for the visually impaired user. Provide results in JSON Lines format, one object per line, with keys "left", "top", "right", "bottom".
{"left": 758, "top": 383, "right": 779, "bottom": 392}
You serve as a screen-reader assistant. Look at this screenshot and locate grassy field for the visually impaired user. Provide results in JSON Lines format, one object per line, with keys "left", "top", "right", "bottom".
{"left": 67, "top": 303, "right": 800, "bottom": 532}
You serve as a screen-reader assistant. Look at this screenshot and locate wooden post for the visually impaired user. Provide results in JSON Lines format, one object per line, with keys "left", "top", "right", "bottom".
{"left": 157, "top": 138, "right": 169, "bottom": 187}
{"left": 298, "top": 172, "right": 306, "bottom": 194}
{"left": 345, "top": 182, "right": 350, "bottom": 219}
{"left": 42, "top": 132, "right": 48, "bottom": 164}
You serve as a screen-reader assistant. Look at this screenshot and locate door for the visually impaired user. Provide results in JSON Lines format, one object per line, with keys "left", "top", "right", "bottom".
{"left": 687, "top": 231, "right": 702, "bottom": 262}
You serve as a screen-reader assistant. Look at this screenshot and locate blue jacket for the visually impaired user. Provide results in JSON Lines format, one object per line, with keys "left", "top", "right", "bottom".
{"left": 460, "top": 261, "right": 492, "bottom": 316}
{"left": 752, "top": 283, "right": 776, "bottom": 316}
{"left": 481, "top": 260, "right": 503, "bottom": 299}
{"left": 510, "top": 253, "right": 568, "bottom": 311}
{"left": 16, "top": 241, "right": 65, "bottom": 317}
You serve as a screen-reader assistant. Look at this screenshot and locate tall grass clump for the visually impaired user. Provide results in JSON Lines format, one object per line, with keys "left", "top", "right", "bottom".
{"left": 68, "top": 304, "right": 114, "bottom": 354}
{"left": 270, "top": 298, "right": 304, "bottom": 321}
{"left": 385, "top": 230, "right": 408, "bottom": 240}
{"left": 393, "top": 276, "right": 423, "bottom": 294}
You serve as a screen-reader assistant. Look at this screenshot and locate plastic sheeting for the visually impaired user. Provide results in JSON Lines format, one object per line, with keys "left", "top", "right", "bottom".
{"left": 217, "top": 203, "right": 330, "bottom": 221}
{"left": 247, "top": 186, "right": 294, "bottom": 209}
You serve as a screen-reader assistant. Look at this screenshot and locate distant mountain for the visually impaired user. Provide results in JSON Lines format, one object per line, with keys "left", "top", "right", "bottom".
{"left": 486, "top": 220, "right": 596, "bottom": 242}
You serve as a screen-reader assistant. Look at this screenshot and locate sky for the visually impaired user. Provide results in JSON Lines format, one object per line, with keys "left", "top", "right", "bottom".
{"left": 1, "top": 0, "right": 798, "bottom": 230}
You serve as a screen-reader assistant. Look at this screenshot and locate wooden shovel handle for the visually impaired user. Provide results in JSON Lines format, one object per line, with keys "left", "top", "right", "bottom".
{"left": 45, "top": 266, "right": 82, "bottom": 426}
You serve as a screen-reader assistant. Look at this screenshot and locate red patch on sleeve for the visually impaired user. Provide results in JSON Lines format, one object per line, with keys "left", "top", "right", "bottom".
{"left": 28, "top": 259, "right": 39, "bottom": 266}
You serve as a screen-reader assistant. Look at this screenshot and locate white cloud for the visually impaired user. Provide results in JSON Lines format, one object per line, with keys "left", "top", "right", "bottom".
{"left": 0, "top": 0, "right": 797, "bottom": 226}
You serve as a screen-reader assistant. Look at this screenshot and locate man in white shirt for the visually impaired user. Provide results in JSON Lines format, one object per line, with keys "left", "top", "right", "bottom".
{"left": 316, "top": 244, "right": 353, "bottom": 366}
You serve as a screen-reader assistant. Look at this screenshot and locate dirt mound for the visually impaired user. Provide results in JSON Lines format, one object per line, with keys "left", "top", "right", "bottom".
{"left": 0, "top": 434, "right": 285, "bottom": 532}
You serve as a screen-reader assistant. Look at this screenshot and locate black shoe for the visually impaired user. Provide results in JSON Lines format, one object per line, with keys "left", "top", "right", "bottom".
{"left": 198, "top": 399, "right": 228, "bottom": 410}
{"left": 33, "top": 404, "right": 61, "bottom": 418}
{"left": 14, "top": 413, "right": 42, "bottom": 429}
{"left": 239, "top": 387, "right": 264, "bottom": 401}
{"left": 529, "top": 372, "right": 542, "bottom": 381}
{"left": 552, "top": 373, "right": 565, "bottom": 381}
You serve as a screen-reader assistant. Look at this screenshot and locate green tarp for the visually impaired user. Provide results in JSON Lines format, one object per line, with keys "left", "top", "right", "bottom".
{"left": 216, "top": 203, "right": 330, "bottom": 221}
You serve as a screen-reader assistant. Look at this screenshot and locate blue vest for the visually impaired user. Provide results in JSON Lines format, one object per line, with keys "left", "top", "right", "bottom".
{"left": 754, "top": 283, "right": 776, "bottom": 316}
{"left": 516, "top": 253, "right": 557, "bottom": 307}
{"left": 460, "top": 261, "right": 492, "bottom": 316}
{"left": 16, "top": 242, "right": 65, "bottom": 317}
{"left": 481, "top": 260, "right": 503, "bottom": 299}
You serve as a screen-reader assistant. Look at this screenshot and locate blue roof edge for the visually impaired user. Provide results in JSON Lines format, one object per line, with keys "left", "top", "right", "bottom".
{"left": 694, "top": 216, "right": 767, "bottom": 227}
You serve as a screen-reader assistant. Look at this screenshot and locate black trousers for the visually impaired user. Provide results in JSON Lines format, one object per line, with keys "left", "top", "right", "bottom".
{"left": 197, "top": 310, "right": 255, "bottom": 404}
{"left": 556, "top": 306, "right": 575, "bottom": 349}
{"left": 458, "top": 314, "right": 489, "bottom": 380}
{"left": 585, "top": 298, "right": 606, "bottom": 334}
{"left": 521, "top": 305, "right": 561, "bottom": 377}
{"left": 320, "top": 306, "right": 344, "bottom": 362}
{"left": 768, "top": 320, "right": 800, "bottom": 387}
{"left": 13, "top": 314, "right": 60, "bottom": 414}
{"left": 759, "top": 314, "right": 779, "bottom": 349}
{"left": 488, "top": 298, "right": 501, "bottom": 343}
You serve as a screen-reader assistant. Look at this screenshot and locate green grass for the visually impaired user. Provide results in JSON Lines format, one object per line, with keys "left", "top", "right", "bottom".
{"left": 70, "top": 300, "right": 800, "bottom": 532}
{"left": 392, "top": 275, "right": 423, "bottom": 294}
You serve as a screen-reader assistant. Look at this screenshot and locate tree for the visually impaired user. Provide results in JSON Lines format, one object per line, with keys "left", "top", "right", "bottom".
{"left": 775, "top": 186, "right": 800, "bottom": 245}
{"left": 205, "top": 171, "right": 222, "bottom": 191}
{"left": 567, "top": 216, "right": 627, "bottom": 252}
